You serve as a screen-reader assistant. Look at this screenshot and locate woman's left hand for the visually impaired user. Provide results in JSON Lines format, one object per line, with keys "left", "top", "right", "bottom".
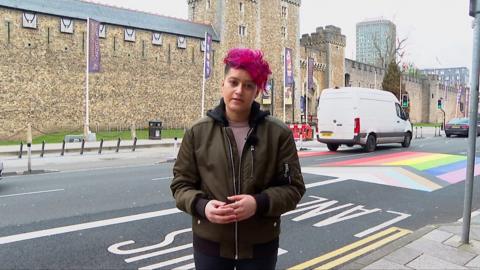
{"left": 226, "top": 195, "right": 257, "bottom": 221}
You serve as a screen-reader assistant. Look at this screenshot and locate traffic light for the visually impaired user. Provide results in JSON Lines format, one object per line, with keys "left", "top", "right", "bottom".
{"left": 401, "top": 94, "right": 409, "bottom": 107}
{"left": 437, "top": 99, "right": 443, "bottom": 109}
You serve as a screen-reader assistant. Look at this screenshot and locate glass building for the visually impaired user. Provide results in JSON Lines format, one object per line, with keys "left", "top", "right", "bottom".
{"left": 356, "top": 19, "right": 396, "bottom": 68}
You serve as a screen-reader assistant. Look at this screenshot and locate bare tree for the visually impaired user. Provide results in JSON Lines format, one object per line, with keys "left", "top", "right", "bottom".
{"left": 372, "top": 33, "right": 407, "bottom": 68}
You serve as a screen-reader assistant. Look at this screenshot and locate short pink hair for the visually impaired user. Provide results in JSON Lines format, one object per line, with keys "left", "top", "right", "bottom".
{"left": 223, "top": 48, "right": 272, "bottom": 91}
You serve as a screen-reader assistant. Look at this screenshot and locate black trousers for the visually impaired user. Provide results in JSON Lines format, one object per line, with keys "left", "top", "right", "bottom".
{"left": 193, "top": 249, "right": 278, "bottom": 270}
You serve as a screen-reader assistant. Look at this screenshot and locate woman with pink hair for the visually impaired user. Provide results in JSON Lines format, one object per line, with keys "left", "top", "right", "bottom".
{"left": 171, "top": 48, "right": 305, "bottom": 270}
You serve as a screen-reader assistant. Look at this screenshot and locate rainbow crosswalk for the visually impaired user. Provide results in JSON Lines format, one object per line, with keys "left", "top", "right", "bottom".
{"left": 305, "top": 151, "right": 480, "bottom": 192}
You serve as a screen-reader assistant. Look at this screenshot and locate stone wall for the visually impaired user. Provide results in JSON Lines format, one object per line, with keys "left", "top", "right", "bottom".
{"left": 345, "top": 58, "right": 467, "bottom": 124}
{"left": 0, "top": 7, "right": 224, "bottom": 140}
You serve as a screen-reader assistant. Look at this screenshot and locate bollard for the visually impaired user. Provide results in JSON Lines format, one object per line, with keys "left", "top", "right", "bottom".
{"left": 415, "top": 127, "right": 418, "bottom": 139}
{"left": 18, "top": 142, "right": 23, "bottom": 159}
{"left": 116, "top": 138, "right": 121, "bottom": 153}
{"left": 298, "top": 133, "right": 303, "bottom": 151}
{"left": 61, "top": 140, "right": 65, "bottom": 156}
{"left": 80, "top": 139, "right": 85, "bottom": 155}
{"left": 420, "top": 126, "right": 423, "bottom": 138}
{"left": 40, "top": 140, "right": 45, "bottom": 157}
{"left": 27, "top": 142, "right": 32, "bottom": 174}
{"left": 98, "top": 139, "right": 104, "bottom": 154}
{"left": 132, "top": 137, "right": 137, "bottom": 152}
{"left": 173, "top": 137, "right": 178, "bottom": 158}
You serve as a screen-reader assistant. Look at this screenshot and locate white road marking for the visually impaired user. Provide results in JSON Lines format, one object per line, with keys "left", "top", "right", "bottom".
{"left": 125, "top": 243, "right": 192, "bottom": 263}
{"left": 458, "top": 210, "right": 480, "bottom": 222}
{"left": 0, "top": 189, "right": 64, "bottom": 198}
{"left": 109, "top": 228, "right": 192, "bottom": 255}
{"left": 278, "top": 248, "right": 288, "bottom": 255}
{"left": 139, "top": 254, "right": 194, "bottom": 270}
{"left": 0, "top": 207, "right": 181, "bottom": 245}
{"left": 305, "top": 178, "right": 349, "bottom": 188}
{"left": 354, "top": 211, "right": 411, "bottom": 238}
{"left": 172, "top": 263, "right": 195, "bottom": 270}
{"left": 152, "top": 176, "right": 173, "bottom": 181}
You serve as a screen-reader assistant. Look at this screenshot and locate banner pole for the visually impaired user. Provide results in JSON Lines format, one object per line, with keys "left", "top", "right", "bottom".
{"left": 201, "top": 32, "right": 207, "bottom": 118}
{"left": 85, "top": 17, "right": 90, "bottom": 138}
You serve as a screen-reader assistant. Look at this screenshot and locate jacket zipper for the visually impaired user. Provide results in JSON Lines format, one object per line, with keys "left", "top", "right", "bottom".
{"left": 224, "top": 128, "right": 238, "bottom": 259}
{"left": 225, "top": 127, "right": 254, "bottom": 260}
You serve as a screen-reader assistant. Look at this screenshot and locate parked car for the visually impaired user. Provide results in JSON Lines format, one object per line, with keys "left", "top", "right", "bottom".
{"left": 0, "top": 159, "right": 3, "bottom": 179}
{"left": 317, "top": 87, "right": 412, "bottom": 152}
{"left": 445, "top": 118, "right": 480, "bottom": 137}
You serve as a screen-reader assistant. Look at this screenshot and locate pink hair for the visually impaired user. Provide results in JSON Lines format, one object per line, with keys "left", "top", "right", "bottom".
{"left": 223, "top": 48, "right": 272, "bottom": 91}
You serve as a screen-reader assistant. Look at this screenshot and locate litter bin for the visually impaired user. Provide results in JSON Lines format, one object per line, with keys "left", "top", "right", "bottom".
{"left": 149, "top": 121, "right": 162, "bottom": 140}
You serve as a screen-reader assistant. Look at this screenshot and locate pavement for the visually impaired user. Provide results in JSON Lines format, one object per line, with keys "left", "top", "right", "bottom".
{"left": 344, "top": 216, "right": 480, "bottom": 270}
{"left": 4, "top": 126, "right": 476, "bottom": 270}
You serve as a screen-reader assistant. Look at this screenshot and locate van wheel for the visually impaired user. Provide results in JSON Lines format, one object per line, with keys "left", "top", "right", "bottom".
{"left": 346, "top": 144, "right": 354, "bottom": 147}
{"left": 327, "top": 144, "right": 339, "bottom": 151}
{"left": 402, "top": 132, "right": 412, "bottom": 147}
{"left": 363, "top": 135, "right": 376, "bottom": 152}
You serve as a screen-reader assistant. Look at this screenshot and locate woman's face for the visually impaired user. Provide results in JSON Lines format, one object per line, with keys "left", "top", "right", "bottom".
{"left": 222, "top": 67, "right": 260, "bottom": 119}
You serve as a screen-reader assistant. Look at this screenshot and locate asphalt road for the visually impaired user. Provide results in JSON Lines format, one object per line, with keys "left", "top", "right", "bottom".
{"left": 0, "top": 135, "right": 479, "bottom": 269}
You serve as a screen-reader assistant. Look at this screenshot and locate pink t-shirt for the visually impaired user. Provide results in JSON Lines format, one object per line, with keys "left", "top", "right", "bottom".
{"left": 228, "top": 120, "right": 250, "bottom": 159}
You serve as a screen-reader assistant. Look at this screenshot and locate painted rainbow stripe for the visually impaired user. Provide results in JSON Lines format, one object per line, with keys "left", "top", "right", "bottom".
{"left": 321, "top": 151, "right": 480, "bottom": 188}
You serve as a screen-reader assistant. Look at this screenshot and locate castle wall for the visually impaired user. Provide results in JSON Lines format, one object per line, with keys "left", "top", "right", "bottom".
{"left": 0, "top": 7, "right": 220, "bottom": 139}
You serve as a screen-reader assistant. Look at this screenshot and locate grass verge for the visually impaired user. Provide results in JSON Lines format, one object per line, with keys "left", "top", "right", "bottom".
{"left": 0, "top": 129, "right": 184, "bottom": 146}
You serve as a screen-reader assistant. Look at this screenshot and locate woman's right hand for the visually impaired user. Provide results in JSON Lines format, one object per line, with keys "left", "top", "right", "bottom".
{"left": 205, "top": 200, "right": 237, "bottom": 224}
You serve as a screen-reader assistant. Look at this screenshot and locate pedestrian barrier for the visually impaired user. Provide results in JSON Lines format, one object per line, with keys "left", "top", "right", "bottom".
{"left": 13, "top": 138, "right": 176, "bottom": 158}
{"left": 18, "top": 142, "right": 23, "bottom": 159}
{"left": 40, "top": 141, "right": 45, "bottom": 158}
{"left": 289, "top": 123, "right": 313, "bottom": 141}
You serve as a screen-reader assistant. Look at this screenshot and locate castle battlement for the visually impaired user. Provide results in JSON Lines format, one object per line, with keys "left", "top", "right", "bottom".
{"left": 300, "top": 25, "right": 346, "bottom": 47}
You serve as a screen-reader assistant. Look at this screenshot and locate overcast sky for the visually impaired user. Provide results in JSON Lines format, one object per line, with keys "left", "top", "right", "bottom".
{"left": 92, "top": 0, "right": 473, "bottom": 70}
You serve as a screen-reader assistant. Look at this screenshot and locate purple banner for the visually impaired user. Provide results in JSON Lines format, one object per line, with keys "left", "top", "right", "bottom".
{"left": 284, "top": 48, "right": 293, "bottom": 87}
{"left": 307, "top": 57, "right": 314, "bottom": 90}
{"left": 88, "top": 18, "right": 101, "bottom": 73}
{"left": 204, "top": 32, "right": 212, "bottom": 79}
{"left": 456, "top": 85, "right": 462, "bottom": 104}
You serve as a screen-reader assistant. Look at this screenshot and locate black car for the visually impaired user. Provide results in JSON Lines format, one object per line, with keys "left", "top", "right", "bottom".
{"left": 445, "top": 118, "right": 480, "bottom": 137}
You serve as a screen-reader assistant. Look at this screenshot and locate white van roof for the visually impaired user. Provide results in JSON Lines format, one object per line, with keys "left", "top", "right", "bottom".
{"left": 321, "top": 87, "right": 399, "bottom": 102}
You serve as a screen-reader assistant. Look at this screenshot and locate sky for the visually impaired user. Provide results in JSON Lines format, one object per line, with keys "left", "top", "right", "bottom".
{"left": 91, "top": 0, "right": 474, "bottom": 70}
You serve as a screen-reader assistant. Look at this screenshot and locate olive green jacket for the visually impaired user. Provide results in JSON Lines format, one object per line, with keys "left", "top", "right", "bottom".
{"left": 171, "top": 99, "right": 305, "bottom": 259}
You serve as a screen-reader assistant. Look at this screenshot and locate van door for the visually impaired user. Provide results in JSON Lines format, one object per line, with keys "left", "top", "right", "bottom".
{"left": 394, "top": 103, "right": 407, "bottom": 142}
{"left": 318, "top": 96, "right": 355, "bottom": 140}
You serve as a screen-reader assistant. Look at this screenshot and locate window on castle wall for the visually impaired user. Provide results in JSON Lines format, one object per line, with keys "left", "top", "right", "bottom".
{"left": 281, "top": 26, "right": 286, "bottom": 38}
{"left": 240, "top": 2, "right": 244, "bottom": 12}
{"left": 206, "top": 0, "right": 211, "bottom": 9}
{"left": 239, "top": 25, "right": 246, "bottom": 37}
{"left": 281, "top": 6, "right": 287, "bottom": 18}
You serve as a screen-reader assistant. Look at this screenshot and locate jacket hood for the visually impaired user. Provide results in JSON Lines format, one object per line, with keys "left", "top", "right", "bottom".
{"left": 206, "top": 98, "right": 270, "bottom": 128}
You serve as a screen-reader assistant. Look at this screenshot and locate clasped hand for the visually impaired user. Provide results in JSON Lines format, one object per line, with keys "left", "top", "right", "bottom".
{"left": 205, "top": 195, "right": 257, "bottom": 224}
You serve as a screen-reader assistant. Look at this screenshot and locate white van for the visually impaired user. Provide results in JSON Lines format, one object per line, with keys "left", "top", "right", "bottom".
{"left": 317, "top": 87, "right": 412, "bottom": 152}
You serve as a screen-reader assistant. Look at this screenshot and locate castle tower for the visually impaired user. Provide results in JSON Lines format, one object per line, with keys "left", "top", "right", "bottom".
{"left": 300, "top": 25, "right": 345, "bottom": 122}
{"left": 188, "top": 0, "right": 302, "bottom": 122}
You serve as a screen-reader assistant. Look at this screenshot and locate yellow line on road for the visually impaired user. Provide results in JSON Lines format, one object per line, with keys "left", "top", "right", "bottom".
{"left": 287, "top": 227, "right": 411, "bottom": 270}
{"left": 314, "top": 229, "right": 411, "bottom": 269}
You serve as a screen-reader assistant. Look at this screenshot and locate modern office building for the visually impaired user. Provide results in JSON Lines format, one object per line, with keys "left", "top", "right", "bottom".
{"left": 356, "top": 19, "right": 396, "bottom": 68}
{"left": 420, "top": 67, "right": 470, "bottom": 86}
